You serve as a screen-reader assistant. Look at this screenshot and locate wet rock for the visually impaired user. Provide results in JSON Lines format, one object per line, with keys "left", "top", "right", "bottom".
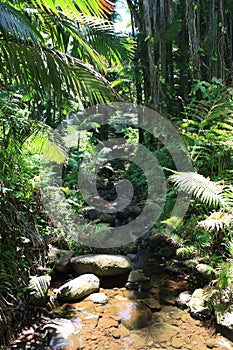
{"left": 171, "top": 336, "right": 183, "bottom": 349}
{"left": 43, "top": 318, "right": 76, "bottom": 350}
{"left": 89, "top": 292, "right": 108, "bottom": 304}
{"left": 126, "top": 270, "right": 150, "bottom": 291}
{"left": 71, "top": 254, "right": 132, "bottom": 277}
{"left": 57, "top": 274, "right": 100, "bottom": 302}
{"left": 127, "top": 253, "right": 138, "bottom": 262}
{"left": 143, "top": 297, "right": 161, "bottom": 311}
{"left": 48, "top": 246, "right": 74, "bottom": 272}
{"left": 189, "top": 288, "right": 210, "bottom": 318}
{"left": 114, "top": 300, "right": 152, "bottom": 330}
{"left": 150, "top": 323, "right": 178, "bottom": 343}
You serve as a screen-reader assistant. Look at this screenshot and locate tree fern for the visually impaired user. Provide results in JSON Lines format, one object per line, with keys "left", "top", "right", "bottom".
{"left": 170, "top": 172, "right": 233, "bottom": 208}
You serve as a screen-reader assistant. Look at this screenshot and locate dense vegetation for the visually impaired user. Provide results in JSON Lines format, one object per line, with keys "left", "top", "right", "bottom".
{"left": 0, "top": 0, "right": 233, "bottom": 343}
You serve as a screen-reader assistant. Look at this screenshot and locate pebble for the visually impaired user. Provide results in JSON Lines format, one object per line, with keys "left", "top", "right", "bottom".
{"left": 171, "top": 337, "right": 183, "bottom": 349}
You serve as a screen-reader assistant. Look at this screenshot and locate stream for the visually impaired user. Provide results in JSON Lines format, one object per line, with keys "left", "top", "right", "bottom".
{"left": 8, "top": 250, "right": 233, "bottom": 350}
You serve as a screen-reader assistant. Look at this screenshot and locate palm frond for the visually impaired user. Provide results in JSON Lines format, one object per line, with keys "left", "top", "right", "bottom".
{"left": 84, "top": 28, "right": 135, "bottom": 66}
{"left": 0, "top": 2, "right": 41, "bottom": 44}
{"left": 0, "top": 39, "right": 117, "bottom": 102}
{"left": 170, "top": 172, "right": 233, "bottom": 208}
{"left": 23, "top": 0, "right": 114, "bottom": 20}
{"left": 47, "top": 16, "right": 135, "bottom": 72}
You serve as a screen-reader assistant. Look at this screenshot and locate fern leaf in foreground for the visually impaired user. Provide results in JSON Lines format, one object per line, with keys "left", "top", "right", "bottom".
{"left": 198, "top": 211, "right": 233, "bottom": 231}
{"left": 170, "top": 172, "right": 232, "bottom": 208}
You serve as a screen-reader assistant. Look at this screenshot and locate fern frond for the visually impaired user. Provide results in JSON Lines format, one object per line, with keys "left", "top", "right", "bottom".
{"left": 28, "top": 275, "right": 51, "bottom": 304}
{"left": 170, "top": 172, "right": 233, "bottom": 208}
{"left": 198, "top": 211, "right": 233, "bottom": 231}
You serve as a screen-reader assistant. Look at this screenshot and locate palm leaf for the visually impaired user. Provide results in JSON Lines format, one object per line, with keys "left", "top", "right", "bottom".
{"left": 170, "top": 172, "right": 233, "bottom": 208}
{"left": 0, "top": 39, "right": 117, "bottom": 102}
{"left": 15, "top": 0, "right": 114, "bottom": 20}
{"left": 0, "top": 2, "right": 41, "bottom": 44}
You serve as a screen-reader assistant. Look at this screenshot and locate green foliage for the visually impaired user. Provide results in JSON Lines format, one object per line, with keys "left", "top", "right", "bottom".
{"left": 170, "top": 172, "right": 233, "bottom": 208}
{"left": 0, "top": 0, "right": 134, "bottom": 103}
{"left": 179, "top": 82, "right": 233, "bottom": 177}
{"left": 28, "top": 275, "right": 51, "bottom": 305}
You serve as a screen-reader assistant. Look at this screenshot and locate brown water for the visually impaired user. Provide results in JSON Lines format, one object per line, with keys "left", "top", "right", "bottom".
{"left": 7, "top": 255, "right": 233, "bottom": 350}
{"left": 56, "top": 273, "right": 233, "bottom": 350}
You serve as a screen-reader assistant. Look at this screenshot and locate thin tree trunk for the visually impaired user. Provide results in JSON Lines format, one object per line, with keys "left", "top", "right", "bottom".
{"left": 142, "top": 0, "right": 157, "bottom": 106}
{"left": 185, "top": 0, "right": 201, "bottom": 79}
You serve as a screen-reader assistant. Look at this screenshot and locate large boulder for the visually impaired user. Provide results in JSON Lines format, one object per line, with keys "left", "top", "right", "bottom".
{"left": 70, "top": 254, "right": 132, "bottom": 277}
{"left": 56, "top": 274, "right": 100, "bottom": 302}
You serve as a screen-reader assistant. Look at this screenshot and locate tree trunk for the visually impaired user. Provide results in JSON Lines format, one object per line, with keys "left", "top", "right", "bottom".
{"left": 185, "top": 0, "right": 201, "bottom": 79}
{"left": 142, "top": 0, "right": 157, "bottom": 106}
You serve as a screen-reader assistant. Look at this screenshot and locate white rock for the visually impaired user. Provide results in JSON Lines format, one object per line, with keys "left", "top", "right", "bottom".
{"left": 57, "top": 274, "right": 100, "bottom": 301}
{"left": 178, "top": 291, "right": 192, "bottom": 306}
{"left": 89, "top": 292, "right": 108, "bottom": 304}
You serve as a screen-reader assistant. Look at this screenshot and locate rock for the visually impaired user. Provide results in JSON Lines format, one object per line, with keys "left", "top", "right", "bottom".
{"left": 157, "top": 246, "right": 175, "bottom": 258}
{"left": 196, "top": 263, "right": 213, "bottom": 275}
{"left": 178, "top": 291, "right": 192, "bottom": 306}
{"left": 28, "top": 275, "right": 51, "bottom": 306}
{"left": 150, "top": 323, "right": 178, "bottom": 343}
{"left": 117, "top": 205, "right": 142, "bottom": 221}
{"left": 143, "top": 297, "right": 161, "bottom": 311}
{"left": 89, "top": 292, "right": 108, "bottom": 304}
{"left": 149, "top": 232, "right": 169, "bottom": 250}
{"left": 48, "top": 246, "right": 74, "bottom": 272}
{"left": 217, "top": 311, "right": 233, "bottom": 328}
{"left": 71, "top": 254, "right": 132, "bottom": 277}
{"left": 196, "top": 263, "right": 215, "bottom": 282}
{"left": 43, "top": 318, "right": 76, "bottom": 350}
{"left": 216, "top": 337, "right": 233, "bottom": 349}
{"left": 98, "top": 214, "right": 115, "bottom": 225}
{"left": 130, "top": 333, "right": 146, "bottom": 347}
{"left": 125, "top": 270, "right": 150, "bottom": 291}
{"left": 189, "top": 288, "right": 210, "bottom": 318}
{"left": 127, "top": 253, "right": 138, "bottom": 262}
{"left": 113, "top": 300, "right": 152, "bottom": 330}
{"left": 57, "top": 274, "right": 100, "bottom": 302}
{"left": 171, "top": 337, "right": 183, "bottom": 349}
